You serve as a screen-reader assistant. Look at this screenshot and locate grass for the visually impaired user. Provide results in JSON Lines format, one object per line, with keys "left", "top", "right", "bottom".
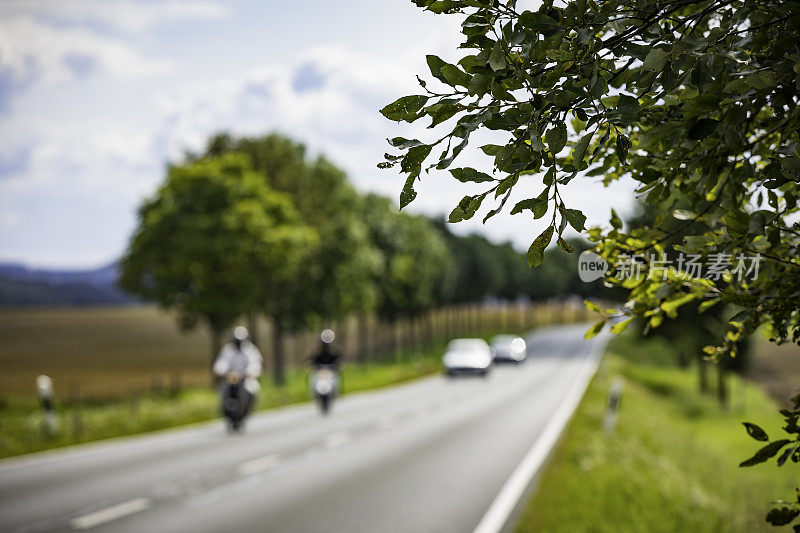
{"left": 515, "top": 333, "right": 797, "bottom": 533}
{"left": 0, "top": 306, "right": 212, "bottom": 399}
{"left": 0, "top": 339, "right": 450, "bottom": 458}
{"left": 0, "top": 304, "right": 583, "bottom": 401}
{"left": 0, "top": 303, "right": 594, "bottom": 458}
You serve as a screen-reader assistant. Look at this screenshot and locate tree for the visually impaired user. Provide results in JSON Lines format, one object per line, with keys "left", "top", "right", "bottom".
{"left": 382, "top": 0, "right": 799, "bottom": 526}
{"left": 119, "top": 154, "right": 315, "bottom": 366}
{"left": 202, "top": 134, "right": 381, "bottom": 383}
{"left": 360, "top": 193, "right": 454, "bottom": 352}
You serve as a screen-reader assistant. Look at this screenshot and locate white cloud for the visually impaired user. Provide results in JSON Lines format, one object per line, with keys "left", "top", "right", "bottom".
{"left": 0, "top": 0, "right": 229, "bottom": 33}
{"left": 147, "top": 45, "right": 636, "bottom": 251}
{"left": 0, "top": 2, "right": 635, "bottom": 267}
{"left": 0, "top": 14, "right": 170, "bottom": 87}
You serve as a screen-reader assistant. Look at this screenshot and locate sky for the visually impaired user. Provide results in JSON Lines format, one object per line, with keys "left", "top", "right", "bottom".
{"left": 0, "top": 0, "right": 636, "bottom": 269}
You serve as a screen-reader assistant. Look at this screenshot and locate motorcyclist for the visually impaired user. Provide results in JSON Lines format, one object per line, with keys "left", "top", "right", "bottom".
{"left": 213, "top": 326, "right": 263, "bottom": 416}
{"left": 310, "top": 329, "right": 341, "bottom": 369}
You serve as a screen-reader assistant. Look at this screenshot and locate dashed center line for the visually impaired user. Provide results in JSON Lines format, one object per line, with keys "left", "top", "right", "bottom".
{"left": 238, "top": 454, "right": 281, "bottom": 476}
{"left": 70, "top": 497, "right": 150, "bottom": 530}
{"left": 324, "top": 431, "right": 352, "bottom": 448}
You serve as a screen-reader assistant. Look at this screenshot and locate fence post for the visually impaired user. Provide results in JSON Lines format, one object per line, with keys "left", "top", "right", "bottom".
{"left": 36, "top": 375, "right": 58, "bottom": 435}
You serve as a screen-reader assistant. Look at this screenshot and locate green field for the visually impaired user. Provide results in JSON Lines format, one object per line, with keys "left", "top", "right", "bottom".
{"left": 0, "top": 306, "right": 212, "bottom": 400}
{"left": 0, "top": 341, "right": 450, "bottom": 458}
{"left": 0, "top": 304, "right": 584, "bottom": 402}
{"left": 515, "top": 333, "right": 798, "bottom": 532}
{"left": 0, "top": 303, "right": 591, "bottom": 458}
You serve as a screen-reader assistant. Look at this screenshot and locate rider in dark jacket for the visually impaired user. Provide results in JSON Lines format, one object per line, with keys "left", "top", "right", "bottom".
{"left": 311, "top": 329, "right": 341, "bottom": 368}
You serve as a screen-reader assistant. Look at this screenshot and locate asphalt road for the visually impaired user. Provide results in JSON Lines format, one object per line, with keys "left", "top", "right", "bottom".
{"left": 0, "top": 324, "right": 607, "bottom": 533}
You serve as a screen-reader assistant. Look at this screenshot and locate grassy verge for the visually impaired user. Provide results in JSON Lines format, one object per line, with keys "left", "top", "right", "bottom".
{"left": 515, "top": 334, "right": 796, "bottom": 532}
{"left": 0, "top": 336, "right": 476, "bottom": 459}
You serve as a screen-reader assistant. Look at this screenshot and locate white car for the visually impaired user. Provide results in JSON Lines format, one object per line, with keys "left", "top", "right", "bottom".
{"left": 490, "top": 335, "right": 527, "bottom": 363}
{"left": 443, "top": 338, "right": 492, "bottom": 376}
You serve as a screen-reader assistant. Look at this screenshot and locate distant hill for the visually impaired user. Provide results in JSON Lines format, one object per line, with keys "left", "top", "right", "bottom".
{"left": 0, "top": 262, "right": 137, "bottom": 306}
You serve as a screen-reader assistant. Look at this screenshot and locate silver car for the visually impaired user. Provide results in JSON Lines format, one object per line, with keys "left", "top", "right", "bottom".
{"left": 490, "top": 335, "right": 527, "bottom": 363}
{"left": 443, "top": 338, "right": 492, "bottom": 376}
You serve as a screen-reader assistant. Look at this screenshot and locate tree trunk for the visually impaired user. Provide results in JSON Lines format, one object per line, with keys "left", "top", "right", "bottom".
{"left": 358, "top": 313, "right": 368, "bottom": 363}
{"left": 209, "top": 326, "right": 223, "bottom": 369}
{"left": 272, "top": 320, "right": 286, "bottom": 386}
{"left": 698, "top": 357, "right": 710, "bottom": 394}
{"left": 717, "top": 363, "right": 728, "bottom": 408}
{"left": 248, "top": 312, "right": 259, "bottom": 348}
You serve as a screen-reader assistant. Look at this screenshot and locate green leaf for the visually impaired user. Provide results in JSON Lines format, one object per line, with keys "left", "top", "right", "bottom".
{"left": 495, "top": 175, "right": 518, "bottom": 196}
{"left": 584, "top": 300, "right": 601, "bottom": 312}
{"left": 697, "top": 298, "right": 720, "bottom": 313}
{"left": 777, "top": 443, "right": 799, "bottom": 466}
{"left": 441, "top": 64, "right": 471, "bottom": 88}
{"left": 766, "top": 507, "right": 800, "bottom": 526}
{"left": 660, "top": 293, "right": 695, "bottom": 318}
{"left": 688, "top": 118, "right": 719, "bottom": 140}
{"left": 781, "top": 157, "right": 800, "bottom": 181}
{"left": 381, "top": 95, "right": 429, "bottom": 122}
{"left": 388, "top": 137, "right": 422, "bottom": 150}
{"left": 527, "top": 225, "right": 554, "bottom": 268}
{"left": 610, "top": 317, "right": 634, "bottom": 334}
{"left": 426, "top": 55, "right": 449, "bottom": 84}
{"left": 616, "top": 134, "right": 632, "bottom": 164}
{"left": 546, "top": 49, "right": 572, "bottom": 61}
{"left": 400, "top": 174, "right": 418, "bottom": 209}
{"left": 468, "top": 73, "right": 491, "bottom": 96}
{"left": 615, "top": 95, "right": 639, "bottom": 125}
{"left": 743, "top": 422, "right": 769, "bottom": 442}
{"left": 428, "top": 103, "right": 461, "bottom": 127}
{"left": 449, "top": 168, "right": 495, "bottom": 183}
{"left": 448, "top": 206, "right": 465, "bottom": 223}
{"left": 557, "top": 237, "right": 575, "bottom": 253}
{"left": 643, "top": 48, "right": 670, "bottom": 72}
{"left": 519, "top": 11, "right": 558, "bottom": 34}
{"left": 590, "top": 76, "right": 608, "bottom": 99}
{"left": 562, "top": 208, "right": 586, "bottom": 232}
{"left": 511, "top": 188, "right": 550, "bottom": 219}
{"left": 610, "top": 209, "right": 622, "bottom": 229}
{"left": 585, "top": 319, "right": 606, "bottom": 339}
{"left": 740, "top": 439, "right": 791, "bottom": 467}
{"left": 489, "top": 41, "right": 506, "bottom": 71}
{"left": 545, "top": 122, "right": 567, "bottom": 154}
{"left": 400, "top": 144, "right": 433, "bottom": 174}
{"left": 572, "top": 132, "right": 592, "bottom": 164}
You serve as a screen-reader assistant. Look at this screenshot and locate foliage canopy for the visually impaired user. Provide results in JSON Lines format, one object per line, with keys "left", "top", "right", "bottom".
{"left": 382, "top": 0, "right": 800, "bottom": 525}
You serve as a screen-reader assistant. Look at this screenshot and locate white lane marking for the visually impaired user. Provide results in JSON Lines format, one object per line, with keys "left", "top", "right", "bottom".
{"left": 238, "top": 454, "right": 281, "bottom": 476}
{"left": 473, "top": 334, "right": 609, "bottom": 533}
{"left": 324, "top": 430, "right": 352, "bottom": 448}
{"left": 375, "top": 415, "right": 398, "bottom": 430}
{"left": 70, "top": 498, "right": 150, "bottom": 530}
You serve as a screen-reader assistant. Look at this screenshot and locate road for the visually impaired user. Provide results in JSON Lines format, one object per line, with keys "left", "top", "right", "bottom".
{"left": 0, "top": 324, "right": 608, "bottom": 533}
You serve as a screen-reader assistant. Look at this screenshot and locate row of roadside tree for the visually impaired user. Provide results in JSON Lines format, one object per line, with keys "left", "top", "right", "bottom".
{"left": 120, "top": 133, "right": 609, "bottom": 384}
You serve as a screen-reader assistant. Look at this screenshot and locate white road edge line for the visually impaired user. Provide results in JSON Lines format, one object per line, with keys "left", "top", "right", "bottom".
{"left": 472, "top": 334, "right": 609, "bottom": 533}
{"left": 238, "top": 454, "right": 281, "bottom": 476}
{"left": 70, "top": 497, "right": 150, "bottom": 530}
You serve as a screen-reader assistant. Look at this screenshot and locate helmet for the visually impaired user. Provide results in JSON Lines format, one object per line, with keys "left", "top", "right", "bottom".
{"left": 232, "top": 326, "right": 249, "bottom": 343}
{"left": 320, "top": 329, "right": 335, "bottom": 345}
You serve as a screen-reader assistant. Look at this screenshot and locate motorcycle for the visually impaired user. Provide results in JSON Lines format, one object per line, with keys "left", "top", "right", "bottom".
{"left": 221, "top": 371, "right": 250, "bottom": 432}
{"left": 311, "top": 365, "right": 338, "bottom": 415}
